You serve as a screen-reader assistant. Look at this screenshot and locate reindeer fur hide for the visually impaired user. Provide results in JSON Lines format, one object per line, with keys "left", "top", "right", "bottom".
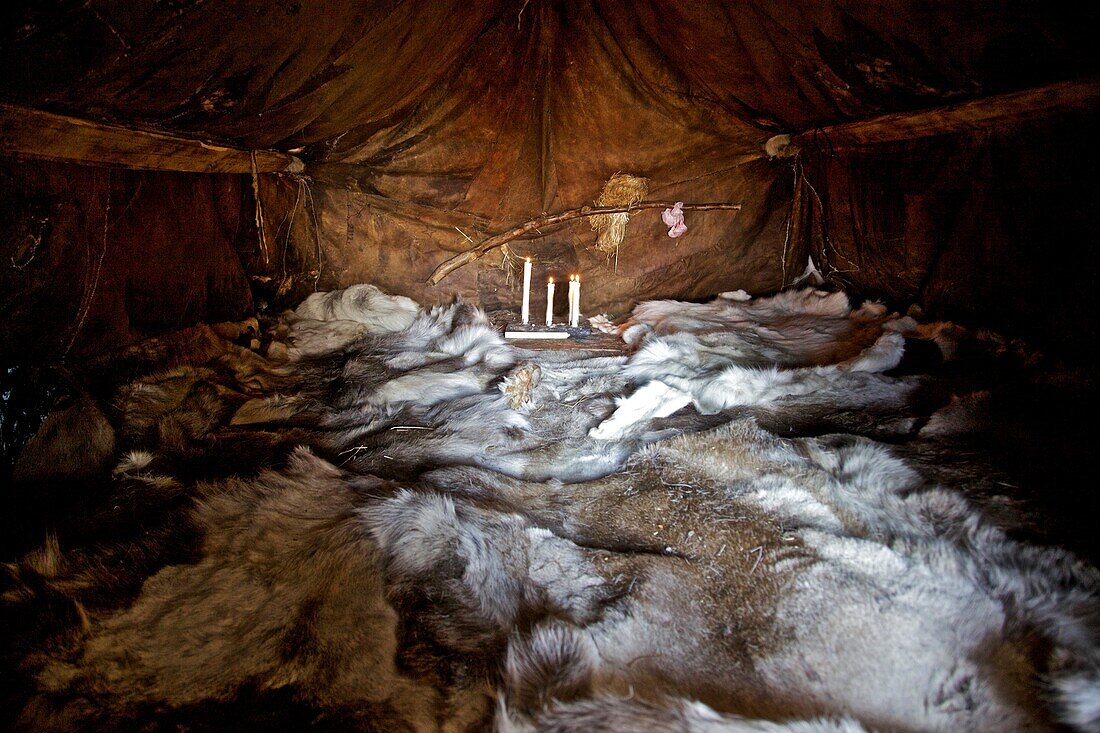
{"left": 3, "top": 286, "right": 1097, "bottom": 732}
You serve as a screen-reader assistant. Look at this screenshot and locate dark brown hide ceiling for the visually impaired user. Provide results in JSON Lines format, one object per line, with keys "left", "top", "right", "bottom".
{"left": 1, "top": 0, "right": 1097, "bottom": 357}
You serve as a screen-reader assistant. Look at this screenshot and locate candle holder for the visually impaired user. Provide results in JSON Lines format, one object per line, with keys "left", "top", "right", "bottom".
{"left": 503, "top": 321, "right": 592, "bottom": 340}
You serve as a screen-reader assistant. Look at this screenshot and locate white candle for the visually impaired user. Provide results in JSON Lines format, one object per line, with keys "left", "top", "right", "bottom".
{"left": 566, "top": 275, "right": 575, "bottom": 327}
{"left": 572, "top": 275, "right": 582, "bottom": 327}
{"left": 521, "top": 257, "right": 532, "bottom": 324}
{"left": 546, "top": 277, "right": 555, "bottom": 326}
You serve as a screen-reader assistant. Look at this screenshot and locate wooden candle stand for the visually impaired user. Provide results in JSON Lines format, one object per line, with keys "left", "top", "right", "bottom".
{"left": 504, "top": 323, "right": 593, "bottom": 340}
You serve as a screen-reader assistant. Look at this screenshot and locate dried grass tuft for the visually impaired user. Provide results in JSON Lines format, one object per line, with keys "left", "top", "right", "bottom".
{"left": 590, "top": 173, "right": 648, "bottom": 255}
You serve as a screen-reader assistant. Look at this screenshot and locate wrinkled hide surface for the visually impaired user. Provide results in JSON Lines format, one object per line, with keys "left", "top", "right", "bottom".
{"left": 3, "top": 286, "right": 1098, "bottom": 732}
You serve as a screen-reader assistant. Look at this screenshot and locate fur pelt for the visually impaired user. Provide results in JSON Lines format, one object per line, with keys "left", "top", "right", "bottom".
{"left": 618, "top": 288, "right": 897, "bottom": 362}
{"left": 232, "top": 301, "right": 650, "bottom": 483}
{"left": 11, "top": 396, "right": 116, "bottom": 483}
{"left": 591, "top": 330, "right": 913, "bottom": 439}
{"left": 421, "top": 419, "right": 1100, "bottom": 732}
{"left": 293, "top": 283, "right": 421, "bottom": 329}
{"left": 4, "top": 285, "right": 1097, "bottom": 732}
{"left": 289, "top": 284, "right": 422, "bottom": 357}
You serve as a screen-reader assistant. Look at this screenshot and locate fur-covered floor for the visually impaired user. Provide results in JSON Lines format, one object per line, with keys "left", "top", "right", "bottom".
{"left": 2, "top": 285, "right": 1098, "bottom": 732}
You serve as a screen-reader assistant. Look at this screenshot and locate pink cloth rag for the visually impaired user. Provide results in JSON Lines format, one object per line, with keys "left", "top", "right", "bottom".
{"left": 662, "top": 201, "right": 687, "bottom": 237}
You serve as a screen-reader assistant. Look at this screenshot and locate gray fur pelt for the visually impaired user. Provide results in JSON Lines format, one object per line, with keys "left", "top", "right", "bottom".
{"left": 4, "top": 286, "right": 1097, "bottom": 732}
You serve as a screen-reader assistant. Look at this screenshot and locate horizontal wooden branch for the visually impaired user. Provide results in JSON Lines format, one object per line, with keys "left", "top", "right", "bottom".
{"left": 0, "top": 103, "right": 302, "bottom": 173}
{"left": 427, "top": 201, "right": 742, "bottom": 285}
{"left": 768, "top": 76, "right": 1100, "bottom": 155}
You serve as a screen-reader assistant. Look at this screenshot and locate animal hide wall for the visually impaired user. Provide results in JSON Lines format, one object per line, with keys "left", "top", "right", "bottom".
{"left": 2, "top": 285, "right": 1098, "bottom": 732}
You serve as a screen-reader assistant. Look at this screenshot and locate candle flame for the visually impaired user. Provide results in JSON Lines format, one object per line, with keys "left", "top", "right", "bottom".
{"left": 548, "top": 276, "right": 553, "bottom": 283}
{"left": 525, "top": 256, "right": 531, "bottom": 262}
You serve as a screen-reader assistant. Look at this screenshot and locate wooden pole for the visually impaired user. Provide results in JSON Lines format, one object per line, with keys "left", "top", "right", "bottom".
{"left": 0, "top": 103, "right": 301, "bottom": 174}
{"left": 426, "top": 201, "right": 742, "bottom": 285}
{"left": 766, "top": 76, "right": 1100, "bottom": 156}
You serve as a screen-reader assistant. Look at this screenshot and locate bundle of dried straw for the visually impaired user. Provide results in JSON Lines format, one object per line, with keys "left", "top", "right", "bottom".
{"left": 589, "top": 173, "right": 648, "bottom": 255}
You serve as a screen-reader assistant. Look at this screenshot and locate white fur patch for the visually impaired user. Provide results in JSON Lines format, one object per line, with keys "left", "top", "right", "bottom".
{"left": 590, "top": 380, "right": 693, "bottom": 440}
{"left": 836, "top": 331, "right": 905, "bottom": 373}
{"left": 287, "top": 284, "right": 421, "bottom": 357}
{"left": 371, "top": 371, "right": 486, "bottom": 407}
{"left": 293, "top": 283, "right": 420, "bottom": 330}
{"left": 1053, "top": 672, "right": 1100, "bottom": 732}
{"left": 113, "top": 450, "right": 154, "bottom": 475}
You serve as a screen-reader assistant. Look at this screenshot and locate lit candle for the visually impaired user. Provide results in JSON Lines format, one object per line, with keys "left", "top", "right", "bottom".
{"left": 572, "top": 275, "right": 582, "bottom": 327}
{"left": 546, "top": 277, "right": 555, "bottom": 326}
{"left": 521, "top": 257, "right": 532, "bottom": 324}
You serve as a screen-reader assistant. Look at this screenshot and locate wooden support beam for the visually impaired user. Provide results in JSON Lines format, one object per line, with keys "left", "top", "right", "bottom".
{"left": 0, "top": 103, "right": 302, "bottom": 174}
{"left": 767, "top": 76, "right": 1100, "bottom": 155}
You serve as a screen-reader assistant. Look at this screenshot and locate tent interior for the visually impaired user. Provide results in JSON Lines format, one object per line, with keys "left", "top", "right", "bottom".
{"left": 2, "top": 2, "right": 1099, "bottom": 731}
